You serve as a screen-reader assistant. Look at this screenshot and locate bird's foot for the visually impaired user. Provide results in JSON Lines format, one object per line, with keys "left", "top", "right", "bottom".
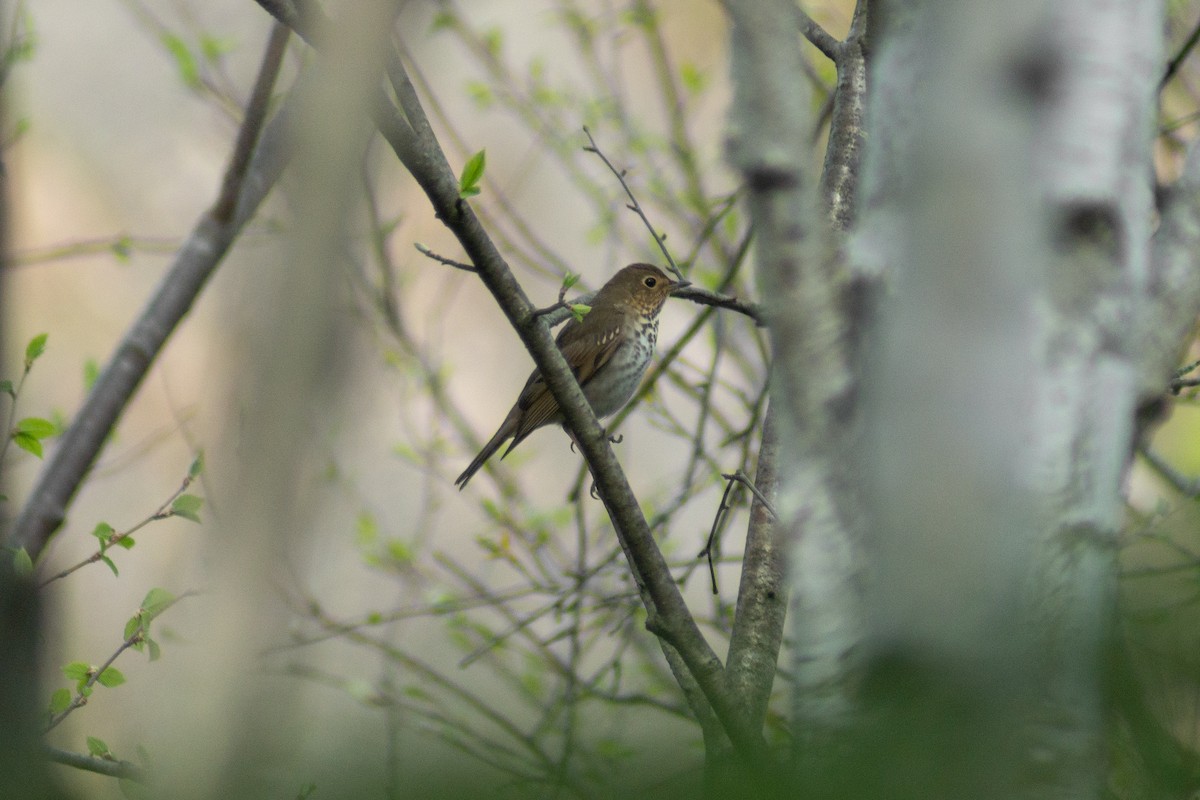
{"left": 589, "top": 481, "right": 599, "bottom": 499}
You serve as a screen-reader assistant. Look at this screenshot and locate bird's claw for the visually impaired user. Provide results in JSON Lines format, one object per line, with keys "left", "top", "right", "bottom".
{"left": 607, "top": 433, "right": 623, "bottom": 445}
{"left": 589, "top": 481, "right": 599, "bottom": 499}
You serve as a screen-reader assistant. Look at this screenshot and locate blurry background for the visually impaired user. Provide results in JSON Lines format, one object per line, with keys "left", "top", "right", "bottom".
{"left": 5, "top": 0, "right": 1200, "bottom": 797}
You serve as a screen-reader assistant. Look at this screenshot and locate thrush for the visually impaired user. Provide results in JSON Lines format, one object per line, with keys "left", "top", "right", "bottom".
{"left": 455, "top": 263, "right": 686, "bottom": 489}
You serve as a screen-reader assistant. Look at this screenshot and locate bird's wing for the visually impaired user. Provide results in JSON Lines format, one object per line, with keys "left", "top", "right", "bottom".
{"left": 507, "top": 320, "right": 625, "bottom": 446}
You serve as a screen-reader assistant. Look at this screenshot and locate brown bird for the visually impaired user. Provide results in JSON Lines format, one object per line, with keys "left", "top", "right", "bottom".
{"left": 456, "top": 263, "right": 687, "bottom": 489}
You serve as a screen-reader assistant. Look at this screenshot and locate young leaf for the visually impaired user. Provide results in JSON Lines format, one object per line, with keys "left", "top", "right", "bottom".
{"left": 188, "top": 451, "right": 205, "bottom": 478}
{"left": 16, "top": 417, "right": 57, "bottom": 438}
{"left": 63, "top": 662, "right": 91, "bottom": 682}
{"left": 570, "top": 303, "right": 591, "bottom": 323}
{"left": 161, "top": 33, "right": 200, "bottom": 88}
{"left": 458, "top": 149, "right": 487, "bottom": 199}
{"left": 170, "top": 494, "right": 203, "bottom": 522}
{"left": 13, "top": 547, "right": 33, "bottom": 576}
{"left": 147, "top": 639, "right": 162, "bottom": 662}
{"left": 561, "top": 272, "right": 580, "bottom": 292}
{"left": 24, "top": 333, "right": 48, "bottom": 367}
{"left": 83, "top": 358, "right": 100, "bottom": 391}
{"left": 114, "top": 536, "right": 136, "bottom": 550}
{"left": 101, "top": 554, "right": 119, "bottom": 577}
{"left": 0, "top": 379, "right": 13, "bottom": 397}
{"left": 96, "top": 667, "right": 125, "bottom": 688}
{"left": 49, "top": 688, "right": 71, "bottom": 713}
{"left": 13, "top": 432, "right": 42, "bottom": 458}
{"left": 86, "top": 736, "right": 111, "bottom": 757}
{"left": 141, "top": 588, "right": 176, "bottom": 619}
{"left": 91, "top": 522, "right": 115, "bottom": 543}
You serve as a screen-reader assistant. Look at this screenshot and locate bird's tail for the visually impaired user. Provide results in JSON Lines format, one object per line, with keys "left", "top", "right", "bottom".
{"left": 455, "top": 423, "right": 513, "bottom": 490}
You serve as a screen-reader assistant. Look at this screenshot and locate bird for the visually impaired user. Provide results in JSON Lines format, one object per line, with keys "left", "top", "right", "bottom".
{"left": 455, "top": 263, "right": 687, "bottom": 489}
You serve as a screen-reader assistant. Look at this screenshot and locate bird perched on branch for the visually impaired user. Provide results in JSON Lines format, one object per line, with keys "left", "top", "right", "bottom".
{"left": 456, "top": 263, "right": 687, "bottom": 489}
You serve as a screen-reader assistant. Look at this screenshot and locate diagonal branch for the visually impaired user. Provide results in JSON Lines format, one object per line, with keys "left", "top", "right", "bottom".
{"left": 7, "top": 23, "right": 293, "bottom": 560}
{"left": 248, "top": 0, "right": 770, "bottom": 766}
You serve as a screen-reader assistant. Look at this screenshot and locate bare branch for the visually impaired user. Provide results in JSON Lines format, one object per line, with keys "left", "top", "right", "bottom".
{"left": 582, "top": 125, "right": 685, "bottom": 281}
{"left": 795, "top": 5, "right": 840, "bottom": 61}
{"left": 413, "top": 241, "right": 476, "bottom": 271}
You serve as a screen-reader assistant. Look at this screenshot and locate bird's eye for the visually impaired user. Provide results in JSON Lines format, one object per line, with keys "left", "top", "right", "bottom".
{"left": 644, "top": 277, "right": 657, "bottom": 287}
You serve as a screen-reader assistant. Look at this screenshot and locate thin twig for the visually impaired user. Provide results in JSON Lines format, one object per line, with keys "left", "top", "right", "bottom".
{"left": 581, "top": 126, "right": 684, "bottom": 281}
{"left": 1163, "top": 14, "right": 1200, "bottom": 88}
{"left": 700, "top": 475, "right": 740, "bottom": 594}
{"left": 724, "top": 470, "right": 778, "bottom": 519}
{"left": 413, "top": 242, "right": 476, "bottom": 271}
{"left": 45, "top": 591, "right": 195, "bottom": 732}
{"left": 1170, "top": 358, "right": 1200, "bottom": 394}
{"left": 39, "top": 466, "right": 198, "bottom": 586}
{"left": 1141, "top": 445, "right": 1200, "bottom": 496}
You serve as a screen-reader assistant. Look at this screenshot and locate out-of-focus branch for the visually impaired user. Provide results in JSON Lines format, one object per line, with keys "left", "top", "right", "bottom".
{"left": 7, "top": 23, "right": 292, "bottom": 560}
{"left": 44, "top": 746, "right": 146, "bottom": 782}
{"left": 1142, "top": 138, "right": 1200, "bottom": 407}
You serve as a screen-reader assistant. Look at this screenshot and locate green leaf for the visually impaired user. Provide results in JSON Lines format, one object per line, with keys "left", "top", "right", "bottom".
{"left": 111, "top": 235, "right": 132, "bottom": 262}
{"left": 83, "top": 359, "right": 100, "bottom": 391}
{"left": 188, "top": 451, "right": 205, "bottom": 478}
{"left": 570, "top": 303, "right": 591, "bottom": 323}
{"left": 49, "top": 688, "right": 71, "bottom": 713}
{"left": 16, "top": 417, "right": 56, "bottom": 438}
{"left": 386, "top": 538, "right": 413, "bottom": 566}
{"left": 458, "top": 149, "right": 487, "bottom": 199}
{"left": 562, "top": 272, "right": 580, "bottom": 292}
{"left": 86, "top": 736, "right": 111, "bottom": 757}
{"left": 170, "top": 494, "right": 203, "bottom": 522}
{"left": 13, "top": 547, "right": 33, "bottom": 576}
{"left": 96, "top": 667, "right": 125, "bottom": 688}
{"left": 0, "top": 379, "right": 13, "bottom": 397}
{"left": 24, "top": 333, "right": 48, "bottom": 367}
{"left": 465, "top": 80, "right": 493, "bottom": 109}
{"left": 161, "top": 34, "right": 200, "bottom": 88}
{"left": 199, "top": 34, "right": 235, "bottom": 63}
{"left": 124, "top": 617, "right": 140, "bottom": 641}
{"left": 141, "top": 588, "right": 176, "bottom": 619}
{"left": 101, "top": 555, "right": 119, "bottom": 577}
{"left": 114, "top": 536, "right": 136, "bottom": 550}
{"left": 356, "top": 512, "right": 379, "bottom": 548}
{"left": 147, "top": 639, "right": 162, "bottom": 662}
{"left": 91, "top": 522, "right": 115, "bottom": 543}
{"left": 482, "top": 27, "right": 503, "bottom": 56}
{"left": 430, "top": 10, "right": 456, "bottom": 31}
{"left": 62, "top": 662, "right": 91, "bottom": 682}
{"left": 680, "top": 62, "right": 708, "bottom": 94}
{"left": 13, "top": 432, "right": 42, "bottom": 458}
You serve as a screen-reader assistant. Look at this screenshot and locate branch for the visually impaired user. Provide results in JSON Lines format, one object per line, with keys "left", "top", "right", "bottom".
{"left": 7, "top": 23, "right": 292, "bottom": 559}
{"left": 723, "top": 410, "right": 785, "bottom": 730}
{"left": 817, "top": 1, "right": 869, "bottom": 229}
{"left": 44, "top": 746, "right": 146, "bottom": 783}
{"left": 1143, "top": 138, "right": 1200, "bottom": 404}
{"left": 581, "top": 126, "right": 684, "bottom": 281}
{"left": 1163, "top": 13, "right": 1200, "bottom": 88}
{"left": 795, "top": 5, "right": 840, "bottom": 62}
{"left": 250, "top": 0, "right": 770, "bottom": 766}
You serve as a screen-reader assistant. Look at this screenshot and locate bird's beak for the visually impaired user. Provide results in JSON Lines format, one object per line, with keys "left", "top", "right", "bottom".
{"left": 672, "top": 278, "right": 692, "bottom": 293}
